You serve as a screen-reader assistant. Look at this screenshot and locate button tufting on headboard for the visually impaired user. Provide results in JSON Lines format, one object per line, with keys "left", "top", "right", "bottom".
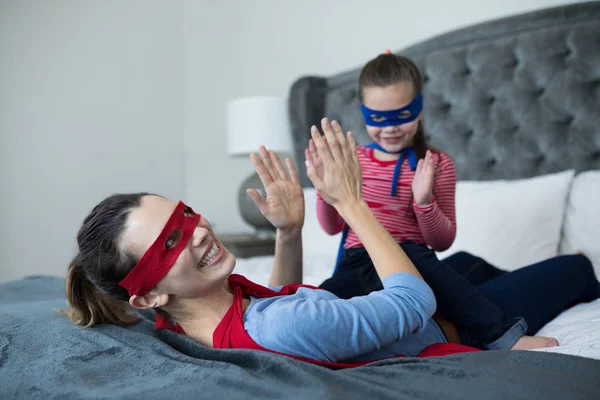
{"left": 561, "top": 115, "right": 575, "bottom": 126}
{"left": 534, "top": 155, "right": 545, "bottom": 165}
{"left": 289, "top": 2, "right": 600, "bottom": 185}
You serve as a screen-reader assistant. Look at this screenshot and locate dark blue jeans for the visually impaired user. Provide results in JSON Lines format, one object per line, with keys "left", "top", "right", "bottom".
{"left": 319, "top": 243, "right": 600, "bottom": 349}
{"left": 454, "top": 252, "right": 600, "bottom": 336}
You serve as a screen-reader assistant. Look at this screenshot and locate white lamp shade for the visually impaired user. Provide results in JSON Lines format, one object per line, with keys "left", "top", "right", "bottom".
{"left": 226, "top": 96, "right": 293, "bottom": 156}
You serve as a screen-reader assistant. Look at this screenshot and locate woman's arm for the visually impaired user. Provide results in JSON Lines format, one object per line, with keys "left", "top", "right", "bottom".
{"left": 269, "top": 228, "right": 303, "bottom": 287}
{"left": 338, "top": 200, "right": 423, "bottom": 281}
{"left": 252, "top": 272, "right": 436, "bottom": 362}
{"left": 414, "top": 154, "right": 457, "bottom": 251}
{"left": 307, "top": 118, "right": 423, "bottom": 282}
{"left": 247, "top": 147, "right": 305, "bottom": 287}
{"left": 251, "top": 118, "right": 436, "bottom": 362}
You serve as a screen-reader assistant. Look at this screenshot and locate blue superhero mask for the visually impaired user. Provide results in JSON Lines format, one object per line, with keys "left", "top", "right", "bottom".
{"left": 360, "top": 93, "right": 423, "bottom": 127}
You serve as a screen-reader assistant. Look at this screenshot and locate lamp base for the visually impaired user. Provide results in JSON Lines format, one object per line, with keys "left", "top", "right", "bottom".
{"left": 238, "top": 171, "right": 276, "bottom": 237}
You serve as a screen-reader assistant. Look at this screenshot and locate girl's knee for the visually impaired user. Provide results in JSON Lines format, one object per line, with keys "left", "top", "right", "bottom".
{"left": 452, "top": 251, "right": 472, "bottom": 258}
{"left": 444, "top": 251, "right": 474, "bottom": 263}
{"left": 560, "top": 254, "right": 595, "bottom": 279}
{"left": 573, "top": 253, "right": 593, "bottom": 270}
{"left": 570, "top": 254, "right": 600, "bottom": 299}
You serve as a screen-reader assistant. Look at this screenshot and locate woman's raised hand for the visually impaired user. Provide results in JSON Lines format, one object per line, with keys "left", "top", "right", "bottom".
{"left": 248, "top": 147, "right": 305, "bottom": 234}
{"left": 305, "top": 118, "right": 362, "bottom": 210}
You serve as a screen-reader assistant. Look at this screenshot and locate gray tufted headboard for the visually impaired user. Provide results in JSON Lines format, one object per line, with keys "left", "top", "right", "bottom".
{"left": 288, "top": 1, "right": 600, "bottom": 187}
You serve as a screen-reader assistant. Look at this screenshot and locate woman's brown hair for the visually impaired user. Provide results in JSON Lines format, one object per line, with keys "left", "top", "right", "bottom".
{"left": 58, "top": 193, "right": 149, "bottom": 327}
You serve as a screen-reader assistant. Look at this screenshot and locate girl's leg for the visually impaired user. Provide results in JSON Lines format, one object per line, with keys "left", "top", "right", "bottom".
{"left": 477, "top": 254, "right": 600, "bottom": 336}
{"left": 398, "top": 243, "right": 525, "bottom": 350}
{"left": 319, "top": 248, "right": 378, "bottom": 299}
{"left": 441, "top": 251, "right": 506, "bottom": 286}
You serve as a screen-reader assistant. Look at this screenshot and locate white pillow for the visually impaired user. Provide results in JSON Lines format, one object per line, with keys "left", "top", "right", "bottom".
{"left": 436, "top": 170, "right": 575, "bottom": 271}
{"left": 302, "top": 188, "right": 341, "bottom": 277}
{"left": 559, "top": 170, "right": 600, "bottom": 278}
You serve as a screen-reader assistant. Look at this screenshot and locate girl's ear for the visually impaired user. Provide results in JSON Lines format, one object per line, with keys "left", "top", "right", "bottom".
{"left": 129, "top": 293, "right": 169, "bottom": 310}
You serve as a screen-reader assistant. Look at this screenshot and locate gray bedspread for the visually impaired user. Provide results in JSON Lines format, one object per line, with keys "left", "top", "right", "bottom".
{"left": 1, "top": 276, "right": 599, "bottom": 400}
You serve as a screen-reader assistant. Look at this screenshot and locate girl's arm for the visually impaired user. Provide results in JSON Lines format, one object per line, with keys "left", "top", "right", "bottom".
{"left": 414, "top": 153, "right": 457, "bottom": 251}
{"left": 309, "top": 137, "right": 347, "bottom": 235}
{"left": 316, "top": 193, "right": 345, "bottom": 234}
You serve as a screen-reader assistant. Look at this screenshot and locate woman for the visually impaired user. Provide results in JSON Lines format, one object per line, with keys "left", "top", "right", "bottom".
{"left": 61, "top": 119, "right": 599, "bottom": 367}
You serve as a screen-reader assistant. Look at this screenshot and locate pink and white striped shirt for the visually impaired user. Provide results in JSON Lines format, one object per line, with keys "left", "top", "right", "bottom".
{"left": 316, "top": 146, "right": 457, "bottom": 252}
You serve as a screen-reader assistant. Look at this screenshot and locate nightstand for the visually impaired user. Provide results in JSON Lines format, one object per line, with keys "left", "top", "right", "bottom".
{"left": 219, "top": 234, "right": 276, "bottom": 258}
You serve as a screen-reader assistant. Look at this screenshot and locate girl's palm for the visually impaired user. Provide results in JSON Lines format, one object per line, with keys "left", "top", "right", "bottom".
{"left": 411, "top": 150, "right": 435, "bottom": 206}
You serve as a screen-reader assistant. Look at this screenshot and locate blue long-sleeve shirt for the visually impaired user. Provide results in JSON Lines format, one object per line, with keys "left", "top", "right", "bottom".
{"left": 243, "top": 272, "right": 446, "bottom": 363}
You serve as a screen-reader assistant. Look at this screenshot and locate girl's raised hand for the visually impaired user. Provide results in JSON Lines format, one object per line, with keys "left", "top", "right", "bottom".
{"left": 412, "top": 150, "right": 435, "bottom": 206}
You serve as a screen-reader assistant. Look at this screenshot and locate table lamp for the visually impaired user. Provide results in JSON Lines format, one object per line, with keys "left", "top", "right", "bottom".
{"left": 226, "top": 96, "right": 293, "bottom": 237}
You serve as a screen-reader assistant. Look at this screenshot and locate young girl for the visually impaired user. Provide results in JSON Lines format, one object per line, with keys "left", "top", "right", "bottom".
{"left": 312, "top": 51, "right": 556, "bottom": 351}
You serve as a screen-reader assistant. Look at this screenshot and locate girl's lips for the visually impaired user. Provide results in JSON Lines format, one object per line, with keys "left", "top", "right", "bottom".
{"left": 382, "top": 137, "right": 403, "bottom": 144}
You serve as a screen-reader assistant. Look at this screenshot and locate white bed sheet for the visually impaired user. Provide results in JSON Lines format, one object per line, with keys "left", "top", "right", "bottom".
{"left": 233, "top": 254, "right": 600, "bottom": 361}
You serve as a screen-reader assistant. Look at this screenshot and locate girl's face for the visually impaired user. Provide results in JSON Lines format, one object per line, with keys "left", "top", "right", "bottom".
{"left": 123, "top": 195, "right": 236, "bottom": 300}
{"left": 362, "top": 82, "right": 422, "bottom": 153}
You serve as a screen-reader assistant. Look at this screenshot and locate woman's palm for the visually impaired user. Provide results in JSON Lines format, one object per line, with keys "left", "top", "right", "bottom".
{"left": 261, "top": 178, "right": 305, "bottom": 230}
{"left": 248, "top": 148, "right": 305, "bottom": 232}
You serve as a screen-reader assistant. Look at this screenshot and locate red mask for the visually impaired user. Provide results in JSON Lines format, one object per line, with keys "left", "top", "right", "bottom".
{"left": 119, "top": 200, "right": 200, "bottom": 333}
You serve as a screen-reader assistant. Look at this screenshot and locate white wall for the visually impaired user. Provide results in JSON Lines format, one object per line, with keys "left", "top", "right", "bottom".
{"left": 183, "top": 0, "right": 580, "bottom": 235}
{"left": 0, "top": 1, "right": 184, "bottom": 281}
{"left": 0, "top": 0, "right": 578, "bottom": 281}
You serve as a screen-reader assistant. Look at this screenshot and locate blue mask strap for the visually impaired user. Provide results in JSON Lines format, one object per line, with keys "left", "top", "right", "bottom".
{"left": 333, "top": 144, "right": 418, "bottom": 272}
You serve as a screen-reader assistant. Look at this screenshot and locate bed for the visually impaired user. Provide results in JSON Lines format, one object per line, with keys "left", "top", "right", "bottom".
{"left": 2, "top": 2, "right": 600, "bottom": 399}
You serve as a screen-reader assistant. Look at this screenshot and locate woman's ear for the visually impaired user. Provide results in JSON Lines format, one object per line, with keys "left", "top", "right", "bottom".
{"left": 129, "top": 292, "right": 170, "bottom": 310}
